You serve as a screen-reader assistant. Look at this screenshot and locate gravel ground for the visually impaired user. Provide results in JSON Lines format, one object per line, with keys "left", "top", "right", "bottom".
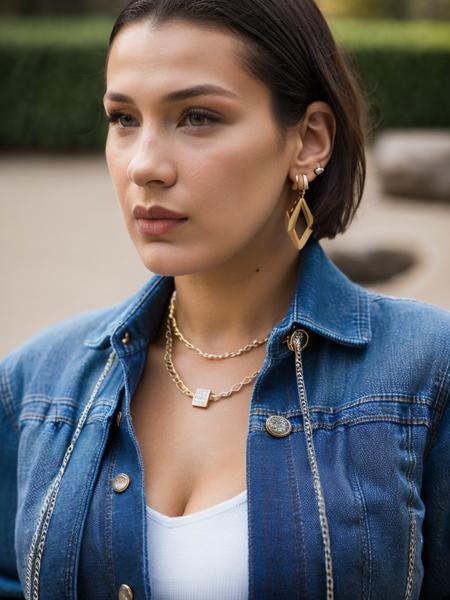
{"left": 1, "top": 149, "right": 449, "bottom": 358}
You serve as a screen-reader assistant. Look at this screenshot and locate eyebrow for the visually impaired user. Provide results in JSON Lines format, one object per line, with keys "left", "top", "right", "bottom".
{"left": 104, "top": 84, "right": 238, "bottom": 104}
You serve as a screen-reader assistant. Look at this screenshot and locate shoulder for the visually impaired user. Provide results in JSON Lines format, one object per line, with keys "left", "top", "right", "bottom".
{"left": 1, "top": 303, "right": 119, "bottom": 372}
{"left": 0, "top": 306, "right": 115, "bottom": 427}
{"left": 366, "top": 291, "right": 450, "bottom": 410}
{"left": 368, "top": 291, "right": 450, "bottom": 349}
{"left": 1, "top": 273, "right": 166, "bottom": 368}
{"left": 0, "top": 274, "right": 167, "bottom": 425}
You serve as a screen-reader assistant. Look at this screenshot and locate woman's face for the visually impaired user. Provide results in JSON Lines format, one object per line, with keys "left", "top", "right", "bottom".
{"left": 105, "top": 20, "right": 298, "bottom": 276}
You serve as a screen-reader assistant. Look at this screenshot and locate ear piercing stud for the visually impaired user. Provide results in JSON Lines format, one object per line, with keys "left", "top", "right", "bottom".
{"left": 314, "top": 164, "right": 325, "bottom": 176}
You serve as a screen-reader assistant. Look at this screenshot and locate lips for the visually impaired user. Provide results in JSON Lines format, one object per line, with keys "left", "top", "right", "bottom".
{"left": 132, "top": 205, "right": 187, "bottom": 220}
{"left": 132, "top": 204, "right": 188, "bottom": 236}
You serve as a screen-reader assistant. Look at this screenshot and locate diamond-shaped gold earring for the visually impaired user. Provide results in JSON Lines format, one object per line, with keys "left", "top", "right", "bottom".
{"left": 286, "top": 174, "right": 314, "bottom": 251}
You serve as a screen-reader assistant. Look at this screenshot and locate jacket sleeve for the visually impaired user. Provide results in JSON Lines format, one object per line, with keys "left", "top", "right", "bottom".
{"left": 419, "top": 358, "right": 450, "bottom": 599}
{"left": 0, "top": 359, "right": 24, "bottom": 599}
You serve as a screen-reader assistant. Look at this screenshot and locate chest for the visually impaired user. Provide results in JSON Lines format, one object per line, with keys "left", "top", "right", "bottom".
{"left": 130, "top": 341, "right": 260, "bottom": 517}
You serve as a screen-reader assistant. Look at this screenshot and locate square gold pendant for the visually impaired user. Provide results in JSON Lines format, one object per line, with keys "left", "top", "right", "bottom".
{"left": 192, "top": 388, "right": 211, "bottom": 408}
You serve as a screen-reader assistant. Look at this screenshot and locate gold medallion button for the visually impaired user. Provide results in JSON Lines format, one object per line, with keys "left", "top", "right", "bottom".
{"left": 112, "top": 473, "right": 131, "bottom": 493}
{"left": 121, "top": 331, "right": 131, "bottom": 346}
{"left": 118, "top": 583, "right": 134, "bottom": 600}
{"left": 265, "top": 415, "right": 292, "bottom": 438}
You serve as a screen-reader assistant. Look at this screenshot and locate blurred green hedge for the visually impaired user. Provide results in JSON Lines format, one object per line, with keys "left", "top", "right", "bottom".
{"left": 1, "top": 17, "right": 449, "bottom": 151}
{"left": 331, "top": 20, "right": 450, "bottom": 131}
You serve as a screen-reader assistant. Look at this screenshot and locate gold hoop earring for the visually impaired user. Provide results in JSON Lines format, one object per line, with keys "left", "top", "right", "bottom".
{"left": 286, "top": 174, "right": 314, "bottom": 251}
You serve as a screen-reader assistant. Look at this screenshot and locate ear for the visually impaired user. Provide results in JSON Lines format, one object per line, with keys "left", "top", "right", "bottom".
{"left": 288, "top": 101, "right": 336, "bottom": 189}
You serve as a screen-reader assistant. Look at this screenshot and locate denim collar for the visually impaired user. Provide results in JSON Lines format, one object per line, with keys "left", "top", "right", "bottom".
{"left": 84, "top": 238, "right": 372, "bottom": 357}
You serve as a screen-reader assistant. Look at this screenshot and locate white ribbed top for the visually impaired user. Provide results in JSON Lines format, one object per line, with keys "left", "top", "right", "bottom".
{"left": 146, "top": 490, "right": 249, "bottom": 599}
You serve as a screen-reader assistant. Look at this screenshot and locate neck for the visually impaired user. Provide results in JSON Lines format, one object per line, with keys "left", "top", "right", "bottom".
{"left": 172, "top": 237, "right": 300, "bottom": 354}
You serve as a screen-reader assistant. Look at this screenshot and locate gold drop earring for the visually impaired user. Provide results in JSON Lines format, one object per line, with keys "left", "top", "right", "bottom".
{"left": 286, "top": 174, "right": 314, "bottom": 251}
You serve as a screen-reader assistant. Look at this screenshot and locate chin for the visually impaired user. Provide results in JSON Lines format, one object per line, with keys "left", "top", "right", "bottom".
{"left": 137, "top": 244, "right": 217, "bottom": 277}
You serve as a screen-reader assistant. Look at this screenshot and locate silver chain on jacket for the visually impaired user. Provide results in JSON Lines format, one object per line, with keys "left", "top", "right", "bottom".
{"left": 24, "top": 350, "right": 117, "bottom": 600}
{"left": 288, "top": 329, "right": 335, "bottom": 600}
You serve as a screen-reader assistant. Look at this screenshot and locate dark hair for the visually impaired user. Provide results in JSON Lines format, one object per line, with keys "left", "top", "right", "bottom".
{"left": 108, "top": 0, "right": 368, "bottom": 240}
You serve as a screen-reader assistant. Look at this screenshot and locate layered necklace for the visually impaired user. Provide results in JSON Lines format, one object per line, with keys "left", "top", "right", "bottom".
{"left": 164, "top": 291, "right": 270, "bottom": 408}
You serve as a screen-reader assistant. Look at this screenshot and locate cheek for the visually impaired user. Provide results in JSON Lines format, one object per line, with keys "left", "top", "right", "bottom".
{"left": 106, "top": 140, "right": 123, "bottom": 178}
{"left": 184, "top": 126, "right": 286, "bottom": 227}
{"left": 106, "top": 141, "right": 131, "bottom": 210}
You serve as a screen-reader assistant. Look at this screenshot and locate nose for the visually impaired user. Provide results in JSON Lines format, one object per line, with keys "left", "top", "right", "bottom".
{"left": 126, "top": 134, "right": 177, "bottom": 188}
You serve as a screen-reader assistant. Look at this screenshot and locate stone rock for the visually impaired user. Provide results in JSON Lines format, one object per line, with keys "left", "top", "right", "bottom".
{"left": 372, "top": 130, "right": 450, "bottom": 201}
{"left": 330, "top": 248, "right": 416, "bottom": 285}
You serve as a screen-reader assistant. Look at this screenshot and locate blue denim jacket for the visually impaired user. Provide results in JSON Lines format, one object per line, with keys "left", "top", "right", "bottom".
{"left": 1, "top": 238, "right": 449, "bottom": 600}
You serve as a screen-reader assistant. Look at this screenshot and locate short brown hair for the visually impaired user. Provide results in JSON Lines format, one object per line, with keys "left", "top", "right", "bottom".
{"left": 108, "top": 0, "right": 368, "bottom": 240}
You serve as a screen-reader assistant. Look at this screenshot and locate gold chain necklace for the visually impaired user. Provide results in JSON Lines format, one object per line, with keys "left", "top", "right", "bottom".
{"left": 164, "top": 316, "right": 261, "bottom": 408}
{"left": 168, "top": 291, "right": 269, "bottom": 359}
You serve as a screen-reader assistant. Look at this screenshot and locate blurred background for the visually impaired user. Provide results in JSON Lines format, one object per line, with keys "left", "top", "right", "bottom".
{"left": 1, "top": 0, "right": 449, "bottom": 358}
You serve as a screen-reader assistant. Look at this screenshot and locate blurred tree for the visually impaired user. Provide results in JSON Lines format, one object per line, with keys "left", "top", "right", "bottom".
{"left": 411, "top": 0, "right": 450, "bottom": 19}
{"left": 1, "top": 0, "right": 122, "bottom": 14}
{"left": 318, "top": 0, "right": 450, "bottom": 19}
{"left": 9, "top": 0, "right": 83, "bottom": 14}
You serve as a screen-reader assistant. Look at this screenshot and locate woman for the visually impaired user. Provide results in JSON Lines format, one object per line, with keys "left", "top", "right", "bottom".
{"left": 1, "top": 1, "right": 449, "bottom": 599}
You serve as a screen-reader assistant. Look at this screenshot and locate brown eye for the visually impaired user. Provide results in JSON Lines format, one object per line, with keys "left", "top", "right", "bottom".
{"left": 181, "top": 109, "right": 218, "bottom": 128}
{"left": 187, "top": 112, "right": 209, "bottom": 127}
{"left": 106, "top": 112, "right": 138, "bottom": 128}
{"left": 118, "top": 114, "right": 138, "bottom": 128}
